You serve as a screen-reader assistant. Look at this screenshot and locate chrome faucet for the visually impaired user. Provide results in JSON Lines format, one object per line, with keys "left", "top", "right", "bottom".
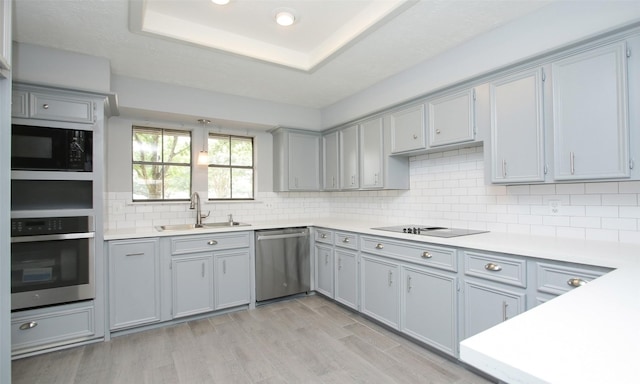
{"left": 189, "top": 192, "right": 210, "bottom": 227}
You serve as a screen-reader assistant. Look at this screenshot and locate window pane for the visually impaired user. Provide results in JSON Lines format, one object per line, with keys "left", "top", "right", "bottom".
{"left": 208, "top": 135, "right": 230, "bottom": 165}
{"left": 231, "top": 137, "right": 253, "bottom": 166}
{"left": 133, "top": 164, "right": 163, "bottom": 200}
{"left": 133, "top": 129, "right": 161, "bottom": 162}
{"left": 164, "top": 165, "right": 191, "bottom": 199}
{"left": 208, "top": 167, "right": 231, "bottom": 199}
{"left": 232, "top": 168, "right": 253, "bottom": 199}
{"left": 163, "top": 130, "right": 191, "bottom": 164}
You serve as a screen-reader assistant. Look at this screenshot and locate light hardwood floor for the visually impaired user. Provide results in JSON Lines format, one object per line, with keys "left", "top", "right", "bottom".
{"left": 12, "top": 295, "right": 495, "bottom": 383}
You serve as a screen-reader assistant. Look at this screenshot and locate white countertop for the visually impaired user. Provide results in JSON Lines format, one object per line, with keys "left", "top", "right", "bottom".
{"left": 105, "top": 218, "right": 640, "bottom": 383}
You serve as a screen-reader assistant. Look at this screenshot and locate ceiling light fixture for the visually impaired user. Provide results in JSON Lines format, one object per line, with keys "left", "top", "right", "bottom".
{"left": 211, "top": 0, "right": 230, "bottom": 5}
{"left": 197, "top": 119, "right": 211, "bottom": 165}
{"left": 274, "top": 8, "right": 296, "bottom": 27}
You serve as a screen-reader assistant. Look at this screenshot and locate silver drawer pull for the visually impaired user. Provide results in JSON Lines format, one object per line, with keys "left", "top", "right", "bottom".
{"left": 484, "top": 263, "right": 502, "bottom": 272}
{"left": 42, "top": 103, "right": 49, "bottom": 109}
{"left": 320, "top": 233, "right": 327, "bottom": 239}
{"left": 207, "top": 240, "right": 218, "bottom": 245}
{"left": 375, "top": 243, "right": 384, "bottom": 249}
{"left": 567, "top": 278, "right": 587, "bottom": 287}
{"left": 19, "top": 321, "right": 38, "bottom": 330}
{"left": 342, "top": 238, "right": 350, "bottom": 243}
{"left": 421, "top": 251, "right": 432, "bottom": 259}
{"left": 126, "top": 252, "right": 144, "bottom": 257}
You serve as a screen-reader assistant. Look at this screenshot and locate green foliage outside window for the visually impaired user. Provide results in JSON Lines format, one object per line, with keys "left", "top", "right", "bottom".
{"left": 132, "top": 127, "right": 191, "bottom": 200}
{"left": 207, "top": 134, "right": 254, "bottom": 200}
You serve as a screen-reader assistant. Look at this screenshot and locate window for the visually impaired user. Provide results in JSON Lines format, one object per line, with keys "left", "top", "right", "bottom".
{"left": 132, "top": 126, "right": 191, "bottom": 201}
{"left": 207, "top": 134, "right": 254, "bottom": 200}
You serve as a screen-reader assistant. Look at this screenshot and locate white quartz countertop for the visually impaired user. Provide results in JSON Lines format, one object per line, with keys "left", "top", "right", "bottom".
{"left": 105, "top": 218, "right": 640, "bottom": 383}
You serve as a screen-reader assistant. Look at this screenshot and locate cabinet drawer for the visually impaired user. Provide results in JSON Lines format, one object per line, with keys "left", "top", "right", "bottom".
{"left": 536, "top": 262, "right": 610, "bottom": 296}
{"left": 464, "top": 251, "right": 526, "bottom": 287}
{"left": 11, "top": 90, "right": 28, "bottom": 118}
{"left": 334, "top": 232, "right": 358, "bottom": 250}
{"left": 12, "top": 303, "right": 95, "bottom": 353}
{"left": 171, "top": 232, "right": 251, "bottom": 255}
{"left": 29, "top": 92, "right": 94, "bottom": 123}
{"left": 314, "top": 228, "right": 333, "bottom": 244}
{"left": 361, "top": 236, "right": 457, "bottom": 272}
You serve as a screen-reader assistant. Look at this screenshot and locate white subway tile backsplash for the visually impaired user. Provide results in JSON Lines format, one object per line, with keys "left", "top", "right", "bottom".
{"left": 105, "top": 146, "right": 640, "bottom": 243}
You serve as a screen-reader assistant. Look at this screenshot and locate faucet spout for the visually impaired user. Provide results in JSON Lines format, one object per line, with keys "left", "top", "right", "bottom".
{"left": 190, "top": 192, "right": 206, "bottom": 227}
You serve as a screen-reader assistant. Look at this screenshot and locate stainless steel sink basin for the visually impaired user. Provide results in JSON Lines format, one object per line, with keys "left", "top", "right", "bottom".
{"left": 155, "top": 222, "right": 251, "bottom": 231}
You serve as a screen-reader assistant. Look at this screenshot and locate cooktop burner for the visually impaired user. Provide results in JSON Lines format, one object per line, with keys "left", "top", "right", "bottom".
{"left": 372, "top": 225, "right": 489, "bottom": 238}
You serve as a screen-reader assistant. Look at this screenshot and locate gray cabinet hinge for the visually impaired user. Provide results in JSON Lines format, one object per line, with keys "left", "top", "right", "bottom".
{"left": 541, "top": 67, "right": 546, "bottom": 82}
{"left": 627, "top": 48, "right": 631, "bottom": 58}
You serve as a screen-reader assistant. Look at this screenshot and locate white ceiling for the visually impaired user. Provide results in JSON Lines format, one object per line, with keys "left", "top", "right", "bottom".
{"left": 12, "top": 0, "right": 553, "bottom": 109}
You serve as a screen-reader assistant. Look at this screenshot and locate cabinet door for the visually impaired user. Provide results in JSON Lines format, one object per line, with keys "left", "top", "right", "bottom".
{"left": 322, "top": 131, "right": 339, "bottom": 190}
{"left": 463, "top": 280, "right": 525, "bottom": 339}
{"left": 360, "top": 254, "right": 400, "bottom": 329}
{"left": 428, "top": 89, "right": 475, "bottom": 147}
{"left": 360, "top": 117, "right": 384, "bottom": 189}
{"left": 401, "top": 266, "right": 457, "bottom": 356}
{"left": 109, "top": 239, "right": 161, "bottom": 330}
{"left": 289, "top": 132, "right": 320, "bottom": 190}
{"left": 214, "top": 249, "right": 250, "bottom": 310}
{"left": 552, "top": 42, "right": 630, "bottom": 180}
{"left": 11, "top": 90, "right": 28, "bottom": 118}
{"left": 172, "top": 254, "right": 214, "bottom": 318}
{"left": 335, "top": 249, "right": 358, "bottom": 310}
{"left": 390, "top": 104, "right": 426, "bottom": 153}
{"left": 490, "top": 68, "right": 545, "bottom": 183}
{"left": 315, "top": 244, "right": 334, "bottom": 298}
{"left": 339, "top": 124, "right": 359, "bottom": 189}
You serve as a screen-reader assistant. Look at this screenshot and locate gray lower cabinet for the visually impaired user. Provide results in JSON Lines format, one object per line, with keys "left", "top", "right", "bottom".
{"left": 533, "top": 260, "right": 611, "bottom": 307}
{"left": 108, "top": 238, "right": 161, "bottom": 330}
{"left": 401, "top": 265, "right": 457, "bottom": 355}
{"left": 315, "top": 243, "right": 334, "bottom": 298}
{"left": 334, "top": 232, "right": 359, "bottom": 310}
{"left": 360, "top": 254, "right": 400, "bottom": 328}
{"left": 462, "top": 250, "right": 526, "bottom": 339}
{"left": 214, "top": 249, "right": 251, "bottom": 310}
{"left": 172, "top": 253, "right": 214, "bottom": 318}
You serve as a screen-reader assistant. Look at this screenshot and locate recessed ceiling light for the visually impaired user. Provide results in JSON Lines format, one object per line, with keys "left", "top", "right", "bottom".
{"left": 211, "top": 0, "right": 230, "bottom": 5}
{"left": 274, "top": 8, "right": 296, "bottom": 27}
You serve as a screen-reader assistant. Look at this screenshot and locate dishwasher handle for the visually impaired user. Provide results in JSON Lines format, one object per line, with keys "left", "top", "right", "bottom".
{"left": 256, "top": 231, "right": 308, "bottom": 241}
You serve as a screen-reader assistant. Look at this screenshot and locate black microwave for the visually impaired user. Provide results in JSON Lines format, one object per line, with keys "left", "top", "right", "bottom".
{"left": 11, "top": 124, "right": 93, "bottom": 172}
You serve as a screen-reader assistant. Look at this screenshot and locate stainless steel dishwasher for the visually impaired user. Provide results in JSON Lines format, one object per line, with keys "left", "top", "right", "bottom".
{"left": 255, "top": 227, "right": 310, "bottom": 302}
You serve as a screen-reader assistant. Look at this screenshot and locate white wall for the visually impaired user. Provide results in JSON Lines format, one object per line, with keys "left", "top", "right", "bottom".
{"left": 322, "top": 1, "right": 640, "bottom": 128}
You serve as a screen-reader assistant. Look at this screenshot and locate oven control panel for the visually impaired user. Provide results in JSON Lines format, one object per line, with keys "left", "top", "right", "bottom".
{"left": 11, "top": 216, "right": 91, "bottom": 236}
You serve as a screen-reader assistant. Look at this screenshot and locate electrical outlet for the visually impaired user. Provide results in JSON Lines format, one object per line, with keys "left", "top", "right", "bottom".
{"left": 549, "top": 200, "right": 561, "bottom": 215}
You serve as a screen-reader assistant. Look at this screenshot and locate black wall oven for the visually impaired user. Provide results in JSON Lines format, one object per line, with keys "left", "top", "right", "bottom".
{"left": 10, "top": 216, "right": 95, "bottom": 311}
{"left": 11, "top": 124, "right": 93, "bottom": 172}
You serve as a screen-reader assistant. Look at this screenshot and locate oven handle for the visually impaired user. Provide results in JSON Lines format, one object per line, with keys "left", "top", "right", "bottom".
{"left": 11, "top": 232, "right": 95, "bottom": 243}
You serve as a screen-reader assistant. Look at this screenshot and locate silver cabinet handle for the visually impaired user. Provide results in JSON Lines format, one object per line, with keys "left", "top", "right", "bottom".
{"left": 435, "top": 129, "right": 441, "bottom": 134}
{"left": 407, "top": 275, "right": 412, "bottom": 292}
{"left": 502, "top": 159, "right": 507, "bottom": 178}
{"left": 388, "top": 270, "right": 393, "bottom": 286}
{"left": 342, "top": 238, "right": 350, "bottom": 243}
{"left": 325, "top": 254, "right": 329, "bottom": 265}
{"left": 351, "top": 175, "right": 355, "bottom": 185}
{"left": 42, "top": 103, "right": 49, "bottom": 109}
{"left": 567, "top": 278, "right": 587, "bottom": 287}
{"left": 484, "top": 263, "right": 502, "bottom": 272}
{"left": 338, "top": 257, "right": 342, "bottom": 270}
{"left": 207, "top": 240, "right": 218, "bottom": 245}
{"left": 502, "top": 301, "right": 509, "bottom": 321}
{"left": 375, "top": 243, "right": 384, "bottom": 249}
{"left": 421, "top": 251, "right": 432, "bottom": 259}
{"left": 412, "top": 134, "right": 418, "bottom": 139}
{"left": 202, "top": 262, "right": 205, "bottom": 277}
{"left": 19, "top": 321, "right": 38, "bottom": 330}
{"left": 374, "top": 173, "right": 378, "bottom": 184}
{"left": 320, "top": 233, "right": 327, "bottom": 239}
{"left": 570, "top": 151, "right": 575, "bottom": 175}
{"left": 223, "top": 260, "right": 226, "bottom": 274}
{"left": 126, "top": 252, "right": 144, "bottom": 257}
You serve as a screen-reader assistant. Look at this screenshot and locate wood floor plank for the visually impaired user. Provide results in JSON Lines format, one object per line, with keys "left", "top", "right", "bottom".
{"left": 11, "top": 295, "right": 495, "bottom": 384}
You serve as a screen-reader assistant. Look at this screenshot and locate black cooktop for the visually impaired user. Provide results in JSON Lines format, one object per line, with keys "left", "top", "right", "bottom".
{"left": 372, "top": 225, "right": 489, "bottom": 238}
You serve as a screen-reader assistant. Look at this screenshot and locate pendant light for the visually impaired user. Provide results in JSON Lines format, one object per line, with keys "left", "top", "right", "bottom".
{"left": 197, "top": 119, "right": 211, "bottom": 165}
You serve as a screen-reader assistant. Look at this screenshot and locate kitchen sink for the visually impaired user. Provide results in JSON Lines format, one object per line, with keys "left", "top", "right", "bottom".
{"left": 155, "top": 222, "right": 251, "bottom": 231}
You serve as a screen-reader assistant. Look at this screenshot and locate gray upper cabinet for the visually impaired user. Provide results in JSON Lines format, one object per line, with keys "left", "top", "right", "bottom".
{"left": 339, "top": 124, "right": 359, "bottom": 190}
{"left": 427, "top": 88, "right": 475, "bottom": 147}
{"left": 490, "top": 67, "right": 546, "bottom": 183}
{"left": 359, "top": 117, "right": 384, "bottom": 189}
{"left": 272, "top": 128, "right": 321, "bottom": 191}
{"left": 551, "top": 41, "right": 630, "bottom": 180}
{"left": 390, "top": 103, "right": 426, "bottom": 154}
{"left": 322, "top": 131, "right": 339, "bottom": 191}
